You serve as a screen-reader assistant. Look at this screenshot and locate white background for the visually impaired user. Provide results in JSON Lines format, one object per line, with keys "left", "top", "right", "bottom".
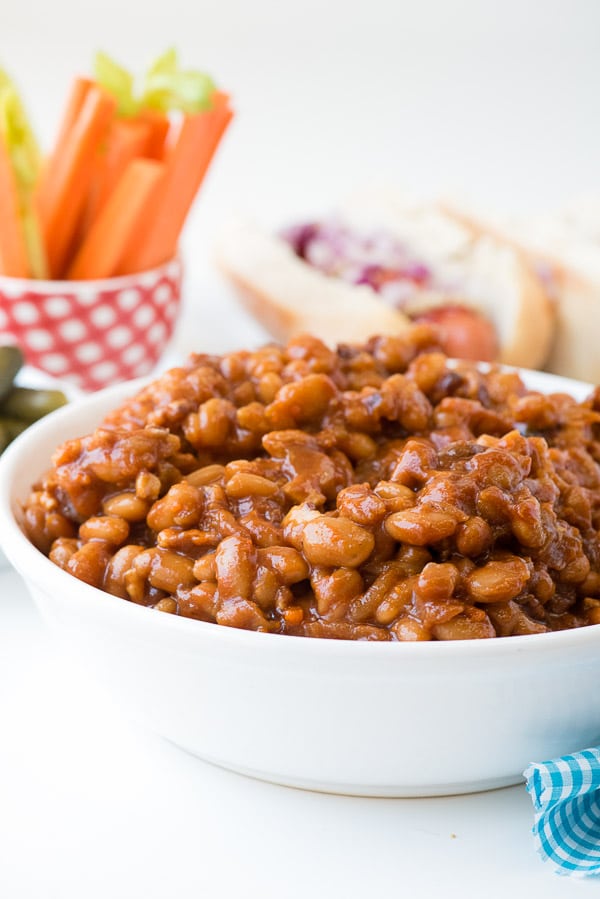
{"left": 2, "top": 2, "right": 600, "bottom": 896}
{"left": 4, "top": 0, "right": 600, "bottom": 217}
{"left": 4, "top": 0, "right": 600, "bottom": 353}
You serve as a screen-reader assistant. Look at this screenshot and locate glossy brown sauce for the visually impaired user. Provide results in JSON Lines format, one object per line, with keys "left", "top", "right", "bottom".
{"left": 22, "top": 329, "right": 600, "bottom": 640}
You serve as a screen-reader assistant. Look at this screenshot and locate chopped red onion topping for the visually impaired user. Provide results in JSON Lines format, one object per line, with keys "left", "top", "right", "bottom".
{"left": 281, "top": 220, "right": 432, "bottom": 308}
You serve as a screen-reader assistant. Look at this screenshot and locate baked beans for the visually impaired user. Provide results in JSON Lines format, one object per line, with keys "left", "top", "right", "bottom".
{"left": 22, "top": 329, "right": 600, "bottom": 640}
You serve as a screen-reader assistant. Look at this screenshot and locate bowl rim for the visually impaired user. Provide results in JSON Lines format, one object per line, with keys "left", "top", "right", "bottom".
{"left": 1, "top": 365, "right": 600, "bottom": 659}
{"left": 0, "top": 256, "right": 182, "bottom": 293}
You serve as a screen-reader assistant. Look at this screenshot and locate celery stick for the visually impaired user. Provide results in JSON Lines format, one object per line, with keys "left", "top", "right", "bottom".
{"left": 0, "top": 71, "right": 41, "bottom": 183}
{"left": 93, "top": 49, "right": 216, "bottom": 118}
{"left": 143, "top": 48, "right": 215, "bottom": 113}
{"left": 143, "top": 69, "right": 215, "bottom": 113}
{"left": 93, "top": 51, "right": 138, "bottom": 117}
{"left": 147, "top": 47, "right": 179, "bottom": 77}
{"left": 20, "top": 208, "right": 47, "bottom": 279}
{"left": 0, "top": 81, "right": 47, "bottom": 278}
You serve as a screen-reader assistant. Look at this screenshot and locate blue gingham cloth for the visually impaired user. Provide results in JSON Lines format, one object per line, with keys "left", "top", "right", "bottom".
{"left": 524, "top": 748, "right": 600, "bottom": 877}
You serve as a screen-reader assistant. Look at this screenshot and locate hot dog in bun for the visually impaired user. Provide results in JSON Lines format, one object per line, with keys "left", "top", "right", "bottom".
{"left": 216, "top": 190, "right": 555, "bottom": 368}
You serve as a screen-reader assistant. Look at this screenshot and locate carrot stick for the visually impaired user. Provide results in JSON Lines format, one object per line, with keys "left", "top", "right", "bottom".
{"left": 83, "top": 118, "right": 150, "bottom": 229}
{"left": 134, "top": 108, "right": 170, "bottom": 159}
{"left": 35, "top": 77, "right": 92, "bottom": 219}
{"left": 0, "top": 136, "right": 29, "bottom": 277}
{"left": 67, "top": 158, "right": 165, "bottom": 280}
{"left": 117, "top": 94, "right": 232, "bottom": 273}
{"left": 38, "top": 84, "right": 116, "bottom": 278}
{"left": 50, "top": 77, "right": 94, "bottom": 154}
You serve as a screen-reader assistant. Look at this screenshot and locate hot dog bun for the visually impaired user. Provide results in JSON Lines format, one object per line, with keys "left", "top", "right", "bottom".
{"left": 216, "top": 190, "right": 555, "bottom": 369}
{"left": 214, "top": 218, "right": 412, "bottom": 345}
{"left": 510, "top": 205, "right": 600, "bottom": 382}
{"left": 445, "top": 199, "right": 600, "bottom": 382}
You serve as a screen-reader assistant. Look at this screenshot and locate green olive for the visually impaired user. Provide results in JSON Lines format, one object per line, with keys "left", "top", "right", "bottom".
{"left": 0, "top": 387, "right": 68, "bottom": 423}
{"left": 0, "top": 346, "right": 70, "bottom": 454}
{"left": 0, "top": 416, "right": 28, "bottom": 442}
{"left": 0, "top": 422, "right": 9, "bottom": 454}
{"left": 0, "top": 345, "right": 25, "bottom": 403}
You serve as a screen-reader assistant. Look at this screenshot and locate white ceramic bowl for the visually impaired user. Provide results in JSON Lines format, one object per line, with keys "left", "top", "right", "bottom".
{"left": 1, "top": 370, "right": 600, "bottom": 797}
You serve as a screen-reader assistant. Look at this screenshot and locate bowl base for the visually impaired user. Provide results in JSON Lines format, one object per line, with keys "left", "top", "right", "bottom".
{"left": 168, "top": 740, "right": 524, "bottom": 797}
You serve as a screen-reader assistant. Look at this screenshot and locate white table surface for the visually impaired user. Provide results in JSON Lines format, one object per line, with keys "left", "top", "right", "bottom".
{"left": 2, "top": 2, "right": 600, "bottom": 893}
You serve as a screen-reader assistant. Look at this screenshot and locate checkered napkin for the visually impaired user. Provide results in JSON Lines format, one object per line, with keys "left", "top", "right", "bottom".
{"left": 523, "top": 748, "right": 600, "bottom": 877}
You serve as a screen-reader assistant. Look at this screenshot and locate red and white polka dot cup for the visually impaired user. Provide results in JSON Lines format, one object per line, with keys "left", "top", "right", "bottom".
{"left": 0, "top": 258, "right": 182, "bottom": 392}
